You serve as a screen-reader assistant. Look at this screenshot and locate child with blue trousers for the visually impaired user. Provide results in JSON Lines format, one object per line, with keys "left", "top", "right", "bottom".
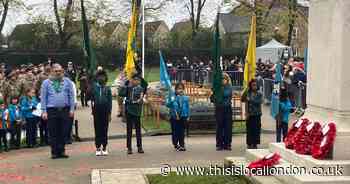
{"left": 20, "top": 88, "right": 39, "bottom": 148}
{"left": 276, "top": 89, "right": 295, "bottom": 142}
{"left": 166, "top": 83, "right": 190, "bottom": 151}
{"left": 7, "top": 97, "right": 22, "bottom": 149}
{"left": 0, "top": 99, "right": 9, "bottom": 152}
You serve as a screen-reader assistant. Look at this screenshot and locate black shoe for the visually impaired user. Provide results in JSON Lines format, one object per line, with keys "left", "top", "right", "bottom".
{"left": 137, "top": 148, "right": 144, "bottom": 154}
{"left": 216, "top": 147, "right": 224, "bottom": 151}
{"left": 174, "top": 145, "right": 179, "bottom": 150}
{"left": 59, "top": 154, "right": 69, "bottom": 159}
{"left": 51, "top": 154, "right": 60, "bottom": 159}
{"left": 177, "top": 147, "right": 186, "bottom": 151}
{"left": 127, "top": 149, "right": 133, "bottom": 154}
{"left": 224, "top": 146, "right": 232, "bottom": 151}
{"left": 117, "top": 114, "right": 123, "bottom": 117}
{"left": 4, "top": 148, "right": 9, "bottom": 152}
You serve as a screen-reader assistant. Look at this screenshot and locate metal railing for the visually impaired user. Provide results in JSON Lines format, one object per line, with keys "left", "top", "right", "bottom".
{"left": 168, "top": 68, "right": 307, "bottom": 111}
{"left": 168, "top": 69, "right": 243, "bottom": 88}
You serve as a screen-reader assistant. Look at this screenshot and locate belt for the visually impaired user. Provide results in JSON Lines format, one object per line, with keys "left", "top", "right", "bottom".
{"left": 47, "top": 107, "right": 69, "bottom": 111}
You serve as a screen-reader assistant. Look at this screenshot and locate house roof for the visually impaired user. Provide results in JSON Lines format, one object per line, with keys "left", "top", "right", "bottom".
{"left": 145, "top": 21, "right": 165, "bottom": 33}
{"left": 171, "top": 21, "right": 192, "bottom": 32}
{"left": 103, "top": 21, "right": 126, "bottom": 36}
{"left": 9, "top": 23, "right": 56, "bottom": 40}
{"left": 67, "top": 20, "right": 96, "bottom": 33}
{"left": 219, "top": 13, "right": 250, "bottom": 34}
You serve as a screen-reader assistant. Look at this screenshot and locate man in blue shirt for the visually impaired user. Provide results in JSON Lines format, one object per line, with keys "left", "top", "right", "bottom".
{"left": 41, "top": 63, "right": 75, "bottom": 159}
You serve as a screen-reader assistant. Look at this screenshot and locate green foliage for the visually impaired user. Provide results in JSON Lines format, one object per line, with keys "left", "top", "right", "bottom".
{"left": 168, "top": 28, "right": 193, "bottom": 49}
{"left": 232, "top": 0, "right": 307, "bottom": 46}
{"left": 142, "top": 117, "right": 171, "bottom": 134}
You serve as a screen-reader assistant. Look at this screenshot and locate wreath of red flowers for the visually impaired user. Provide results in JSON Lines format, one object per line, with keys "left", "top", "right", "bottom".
{"left": 284, "top": 118, "right": 310, "bottom": 149}
{"left": 247, "top": 153, "right": 281, "bottom": 176}
{"left": 311, "top": 122, "right": 336, "bottom": 159}
{"left": 295, "top": 122, "right": 322, "bottom": 155}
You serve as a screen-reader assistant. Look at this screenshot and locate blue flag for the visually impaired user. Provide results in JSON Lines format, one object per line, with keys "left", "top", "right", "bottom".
{"left": 159, "top": 51, "right": 175, "bottom": 101}
{"left": 271, "top": 63, "right": 282, "bottom": 118}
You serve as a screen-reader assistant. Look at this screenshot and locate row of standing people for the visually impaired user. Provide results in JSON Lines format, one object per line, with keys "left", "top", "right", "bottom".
{"left": 116, "top": 71, "right": 265, "bottom": 152}
{"left": 0, "top": 64, "right": 52, "bottom": 152}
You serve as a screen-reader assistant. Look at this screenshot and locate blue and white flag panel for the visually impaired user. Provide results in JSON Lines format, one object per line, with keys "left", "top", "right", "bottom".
{"left": 159, "top": 51, "right": 175, "bottom": 101}
{"left": 271, "top": 63, "right": 282, "bottom": 118}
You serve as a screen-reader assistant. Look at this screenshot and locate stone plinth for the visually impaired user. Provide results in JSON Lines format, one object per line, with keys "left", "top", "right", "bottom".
{"left": 306, "top": 0, "right": 350, "bottom": 160}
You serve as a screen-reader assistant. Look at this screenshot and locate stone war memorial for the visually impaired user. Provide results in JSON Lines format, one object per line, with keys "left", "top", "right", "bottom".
{"left": 226, "top": 0, "right": 350, "bottom": 184}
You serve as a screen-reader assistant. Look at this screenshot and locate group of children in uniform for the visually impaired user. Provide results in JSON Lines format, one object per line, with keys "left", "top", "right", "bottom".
{"left": 0, "top": 88, "right": 40, "bottom": 152}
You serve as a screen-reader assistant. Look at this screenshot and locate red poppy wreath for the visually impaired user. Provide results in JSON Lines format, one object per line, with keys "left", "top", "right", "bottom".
{"left": 311, "top": 122, "right": 336, "bottom": 159}
{"left": 247, "top": 153, "right": 281, "bottom": 175}
{"left": 284, "top": 118, "right": 310, "bottom": 149}
{"left": 295, "top": 121, "right": 322, "bottom": 155}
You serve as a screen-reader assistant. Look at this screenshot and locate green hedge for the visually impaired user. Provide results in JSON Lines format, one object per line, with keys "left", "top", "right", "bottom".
{"left": 0, "top": 47, "right": 246, "bottom": 69}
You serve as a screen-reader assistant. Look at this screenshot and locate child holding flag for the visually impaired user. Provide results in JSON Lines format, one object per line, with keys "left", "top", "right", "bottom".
{"left": 166, "top": 83, "right": 190, "bottom": 151}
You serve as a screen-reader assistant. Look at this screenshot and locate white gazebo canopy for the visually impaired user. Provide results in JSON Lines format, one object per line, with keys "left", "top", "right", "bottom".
{"left": 256, "top": 39, "right": 292, "bottom": 63}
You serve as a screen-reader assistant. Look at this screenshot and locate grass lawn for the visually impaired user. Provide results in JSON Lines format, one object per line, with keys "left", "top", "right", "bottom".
{"left": 142, "top": 116, "right": 172, "bottom": 134}
{"left": 142, "top": 116, "right": 246, "bottom": 135}
{"left": 147, "top": 173, "right": 250, "bottom": 184}
{"left": 106, "top": 67, "right": 160, "bottom": 86}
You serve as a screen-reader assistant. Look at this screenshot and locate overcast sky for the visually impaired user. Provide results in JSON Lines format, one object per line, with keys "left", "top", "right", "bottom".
{"left": 4, "top": 0, "right": 309, "bottom": 36}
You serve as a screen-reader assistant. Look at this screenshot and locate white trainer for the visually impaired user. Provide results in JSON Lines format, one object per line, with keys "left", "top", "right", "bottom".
{"left": 96, "top": 149, "right": 102, "bottom": 156}
{"left": 102, "top": 149, "right": 109, "bottom": 156}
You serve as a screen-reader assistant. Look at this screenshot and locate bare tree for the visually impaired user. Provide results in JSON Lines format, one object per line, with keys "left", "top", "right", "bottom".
{"left": 237, "top": 0, "right": 278, "bottom": 45}
{"left": 286, "top": 0, "right": 297, "bottom": 45}
{"left": 53, "top": 0, "right": 78, "bottom": 48}
{"left": 185, "top": 0, "right": 207, "bottom": 38}
{"left": 0, "top": 0, "right": 9, "bottom": 34}
{"left": 0, "top": 0, "right": 24, "bottom": 35}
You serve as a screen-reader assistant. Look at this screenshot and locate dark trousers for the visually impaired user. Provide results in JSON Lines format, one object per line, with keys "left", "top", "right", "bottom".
{"left": 246, "top": 115, "right": 261, "bottom": 146}
{"left": 93, "top": 109, "right": 109, "bottom": 149}
{"left": 171, "top": 118, "right": 186, "bottom": 147}
{"left": 0, "top": 129, "right": 7, "bottom": 150}
{"left": 80, "top": 90, "right": 88, "bottom": 107}
{"left": 126, "top": 113, "right": 142, "bottom": 149}
{"left": 276, "top": 121, "right": 288, "bottom": 142}
{"left": 26, "top": 117, "right": 38, "bottom": 146}
{"left": 47, "top": 107, "right": 69, "bottom": 156}
{"left": 170, "top": 118, "right": 176, "bottom": 146}
{"left": 64, "top": 117, "right": 73, "bottom": 144}
{"left": 9, "top": 121, "right": 22, "bottom": 148}
{"left": 39, "top": 119, "right": 49, "bottom": 145}
{"left": 215, "top": 106, "right": 233, "bottom": 148}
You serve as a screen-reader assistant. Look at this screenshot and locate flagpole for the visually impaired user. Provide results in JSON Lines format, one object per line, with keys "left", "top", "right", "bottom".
{"left": 142, "top": 0, "right": 145, "bottom": 78}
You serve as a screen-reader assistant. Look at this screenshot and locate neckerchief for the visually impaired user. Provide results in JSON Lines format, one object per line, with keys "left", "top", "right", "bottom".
{"left": 51, "top": 78, "right": 63, "bottom": 93}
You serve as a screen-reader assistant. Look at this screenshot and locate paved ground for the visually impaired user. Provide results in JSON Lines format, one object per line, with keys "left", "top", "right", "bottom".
{"left": 0, "top": 101, "right": 294, "bottom": 184}
{"left": 76, "top": 101, "right": 292, "bottom": 140}
{"left": 0, "top": 134, "right": 275, "bottom": 184}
